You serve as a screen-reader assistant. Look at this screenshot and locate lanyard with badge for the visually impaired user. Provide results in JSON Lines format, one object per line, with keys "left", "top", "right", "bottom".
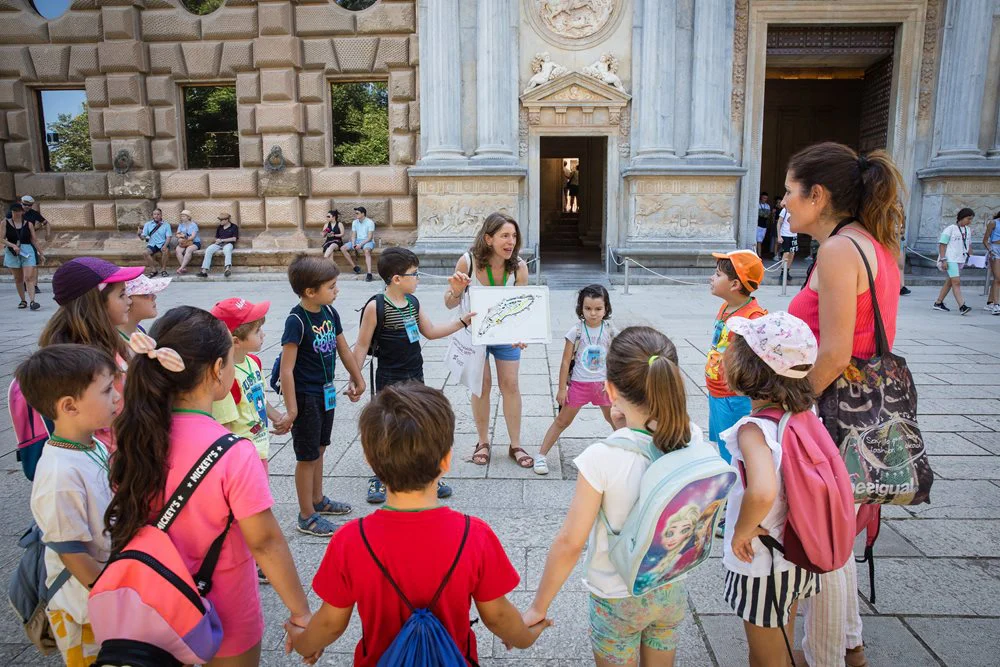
{"left": 386, "top": 295, "right": 420, "bottom": 343}
{"left": 581, "top": 321, "right": 605, "bottom": 372}
{"left": 306, "top": 308, "right": 338, "bottom": 411}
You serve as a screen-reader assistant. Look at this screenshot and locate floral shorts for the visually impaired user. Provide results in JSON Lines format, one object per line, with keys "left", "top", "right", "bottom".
{"left": 47, "top": 609, "right": 99, "bottom": 667}
{"left": 588, "top": 583, "right": 687, "bottom": 664}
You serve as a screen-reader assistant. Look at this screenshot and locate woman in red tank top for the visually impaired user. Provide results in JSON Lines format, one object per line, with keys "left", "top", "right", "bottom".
{"left": 782, "top": 142, "right": 906, "bottom": 667}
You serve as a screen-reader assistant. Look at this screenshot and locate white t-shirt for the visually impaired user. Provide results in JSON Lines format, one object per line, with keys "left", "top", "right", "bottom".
{"left": 720, "top": 416, "right": 792, "bottom": 577}
{"left": 30, "top": 441, "right": 113, "bottom": 623}
{"left": 939, "top": 223, "right": 970, "bottom": 264}
{"left": 566, "top": 321, "right": 616, "bottom": 383}
{"left": 574, "top": 424, "right": 705, "bottom": 598}
{"left": 352, "top": 217, "right": 375, "bottom": 243}
{"left": 779, "top": 208, "right": 794, "bottom": 238}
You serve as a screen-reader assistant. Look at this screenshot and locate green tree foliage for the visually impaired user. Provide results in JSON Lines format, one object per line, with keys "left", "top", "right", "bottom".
{"left": 47, "top": 104, "right": 92, "bottom": 172}
{"left": 182, "top": 0, "right": 224, "bottom": 16}
{"left": 331, "top": 82, "right": 389, "bottom": 166}
{"left": 184, "top": 86, "right": 239, "bottom": 169}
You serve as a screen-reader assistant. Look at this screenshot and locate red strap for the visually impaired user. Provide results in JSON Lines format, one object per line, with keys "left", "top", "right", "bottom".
{"left": 229, "top": 379, "right": 241, "bottom": 404}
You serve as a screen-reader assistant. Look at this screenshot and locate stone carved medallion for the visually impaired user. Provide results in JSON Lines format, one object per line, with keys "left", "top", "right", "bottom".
{"left": 527, "top": 0, "right": 626, "bottom": 50}
{"left": 113, "top": 149, "right": 133, "bottom": 175}
{"left": 264, "top": 146, "right": 285, "bottom": 173}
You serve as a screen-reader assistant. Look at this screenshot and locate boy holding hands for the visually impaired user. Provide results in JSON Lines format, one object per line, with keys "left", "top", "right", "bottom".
{"left": 17, "top": 345, "right": 121, "bottom": 666}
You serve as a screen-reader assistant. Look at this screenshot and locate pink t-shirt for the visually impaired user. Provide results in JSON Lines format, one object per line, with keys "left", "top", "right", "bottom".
{"left": 162, "top": 412, "right": 274, "bottom": 573}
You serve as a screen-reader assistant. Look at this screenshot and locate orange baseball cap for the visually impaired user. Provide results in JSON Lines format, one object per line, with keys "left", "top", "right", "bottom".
{"left": 711, "top": 249, "right": 764, "bottom": 292}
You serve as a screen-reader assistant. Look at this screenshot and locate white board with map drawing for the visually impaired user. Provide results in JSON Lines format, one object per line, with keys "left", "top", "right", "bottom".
{"left": 469, "top": 286, "right": 551, "bottom": 346}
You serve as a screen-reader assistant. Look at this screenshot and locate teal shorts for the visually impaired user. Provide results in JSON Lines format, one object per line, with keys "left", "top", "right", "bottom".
{"left": 588, "top": 582, "right": 687, "bottom": 664}
{"left": 4, "top": 245, "right": 37, "bottom": 269}
{"left": 946, "top": 261, "right": 961, "bottom": 278}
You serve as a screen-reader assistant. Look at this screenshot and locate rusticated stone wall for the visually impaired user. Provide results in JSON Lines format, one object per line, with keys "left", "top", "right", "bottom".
{"left": 0, "top": 0, "right": 418, "bottom": 251}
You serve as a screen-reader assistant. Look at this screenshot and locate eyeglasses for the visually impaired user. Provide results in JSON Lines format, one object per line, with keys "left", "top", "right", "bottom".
{"left": 401, "top": 272, "right": 420, "bottom": 278}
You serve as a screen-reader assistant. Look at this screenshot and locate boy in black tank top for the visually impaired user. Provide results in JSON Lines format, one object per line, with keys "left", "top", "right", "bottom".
{"left": 352, "top": 248, "right": 475, "bottom": 504}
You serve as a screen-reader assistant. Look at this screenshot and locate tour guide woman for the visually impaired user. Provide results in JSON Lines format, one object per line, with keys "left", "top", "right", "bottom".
{"left": 786, "top": 141, "right": 905, "bottom": 667}
{"left": 444, "top": 212, "right": 534, "bottom": 469}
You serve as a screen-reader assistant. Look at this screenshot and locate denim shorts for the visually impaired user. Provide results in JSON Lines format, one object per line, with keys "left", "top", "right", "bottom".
{"left": 345, "top": 240, "right": 375, "bottom": 251}
{"left": 588, "top": 583, "right": 687, "bottom": 664}
{"left": 487, "top": 345, "right": 522, "bottom": 362}
{"left": 3, "top": 245, "right": 36, "bottom": 269}
{"left": 146, "top": 244, "right": 163, "bottom": 255}
{"left": 290, "top": 393, "right": 334, "bottom": 462}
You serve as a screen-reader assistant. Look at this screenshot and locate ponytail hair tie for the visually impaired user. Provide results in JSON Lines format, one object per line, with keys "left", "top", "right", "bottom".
{"left": 129, "top": 332, "right": 186, "bottom": 373}
{"left": 648, "top": 355, "right": 660, "bottom": 366}
{"left": 857, "top": 155, "right": 870, "bottom": 171}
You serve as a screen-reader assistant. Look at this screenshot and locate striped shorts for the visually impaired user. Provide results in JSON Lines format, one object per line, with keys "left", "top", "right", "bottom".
{"left": 724, "top": 565, "right": 820, "bottom": 628}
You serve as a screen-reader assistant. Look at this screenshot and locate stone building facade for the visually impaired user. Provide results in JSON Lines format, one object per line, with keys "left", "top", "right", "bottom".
{"left": 2, "top": 0, "right": 999, "bottom": 270}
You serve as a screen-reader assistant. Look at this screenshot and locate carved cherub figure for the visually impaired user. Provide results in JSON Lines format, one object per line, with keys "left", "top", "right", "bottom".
{"left": 583, "top": 53, "right": 625, "bottom": 91}
{"left": 525, "top": 52, "right": 570, "bottom": 92}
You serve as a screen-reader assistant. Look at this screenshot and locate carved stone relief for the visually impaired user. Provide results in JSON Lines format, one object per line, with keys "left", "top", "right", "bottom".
{"left": 525, "top": 0, "right": 626, "bottom": 50}
{"left": 581, "top": 53, "right": 625, "bottom": 91}
{"left": 918, "top": 0, "right": 942, "bottom": 121}
{"left": 918, "top": 178, "right": 1000, "bottom": 243}
{"left": 627, "top": 178, "right": 738, "bottom": 241}
{"left": 618, "top": 110, "right": 630, "bottom": 159}
{"left": 518, "top": 108, "right": 529, "bottom": 158}
{"left": 524, "top": 52, "right": 571, "bottom": 93}
{"left": 416, "top": 178, "right": 520, "bottom": 240}
{"left": 731, "top": 0, "right": 749, "bottom": 127}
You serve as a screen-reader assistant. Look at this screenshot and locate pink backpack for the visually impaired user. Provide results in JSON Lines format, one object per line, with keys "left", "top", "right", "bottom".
{"left": 755, "top": 408, "right": 855, "bottom": 574}
{"left": 7, "top": 379, "right": 50, "bottom": 481}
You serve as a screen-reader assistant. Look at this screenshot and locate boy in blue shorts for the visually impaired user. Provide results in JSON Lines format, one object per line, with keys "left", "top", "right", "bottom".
{"left": 280, "top": 255, "right": 366, "bottom": 537}
{"left": 705, "top": 249, "right": 767, "bottom": 465}
{"left": 352, "top": 247, "right": 474, "bottom": 503}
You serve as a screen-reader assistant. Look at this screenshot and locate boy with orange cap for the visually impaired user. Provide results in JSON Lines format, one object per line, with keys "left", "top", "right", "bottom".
{"left": 705, "top": 250, "right": 767, "bottom": 465}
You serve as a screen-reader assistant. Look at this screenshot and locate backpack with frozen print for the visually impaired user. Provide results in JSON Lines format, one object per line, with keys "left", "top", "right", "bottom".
{"left": 598, "top": 427, "right": 737, "bottom": 596}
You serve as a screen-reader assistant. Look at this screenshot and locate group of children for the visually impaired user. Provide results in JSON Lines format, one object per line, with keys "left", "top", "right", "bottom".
{"left": 16, "top": 241, "right": 845, "bottom": 667}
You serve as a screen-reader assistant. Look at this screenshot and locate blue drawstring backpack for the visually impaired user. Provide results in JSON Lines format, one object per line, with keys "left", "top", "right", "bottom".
{"left": 359, "top": 514, "right": 475, "bottom": 667}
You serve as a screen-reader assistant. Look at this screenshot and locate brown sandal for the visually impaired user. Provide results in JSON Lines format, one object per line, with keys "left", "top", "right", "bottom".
{"left": 508, "top": 447, "right": 534, "bottom": 469}
{"left": 471, "top": 442, "right": 491, "bottom": 465}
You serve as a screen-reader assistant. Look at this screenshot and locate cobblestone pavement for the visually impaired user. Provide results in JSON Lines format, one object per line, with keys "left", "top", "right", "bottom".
{"left": 1, "top": 277, "right": 998, "bottom": 665}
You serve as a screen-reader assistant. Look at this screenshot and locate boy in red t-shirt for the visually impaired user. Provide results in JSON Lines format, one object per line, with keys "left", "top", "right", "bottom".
{"left": 287, "top": 382, "right": 552, "bottom": 664}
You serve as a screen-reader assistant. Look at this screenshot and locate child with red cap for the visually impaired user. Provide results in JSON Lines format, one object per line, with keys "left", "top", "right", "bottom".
{"left": 210, "top": 297, "right": 290, "bottom": 583}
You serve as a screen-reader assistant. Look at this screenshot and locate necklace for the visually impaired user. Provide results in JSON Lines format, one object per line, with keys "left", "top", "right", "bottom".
{"left": 172, "top": 408, "right": 214, "bottom": 418}
{"left": 47, "top": 436, "right": 110, "bottom": 472}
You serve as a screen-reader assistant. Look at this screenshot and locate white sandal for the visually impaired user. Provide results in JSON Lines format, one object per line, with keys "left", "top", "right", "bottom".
{"left": 533, "top": 454, "right": 549, "bottom": 475}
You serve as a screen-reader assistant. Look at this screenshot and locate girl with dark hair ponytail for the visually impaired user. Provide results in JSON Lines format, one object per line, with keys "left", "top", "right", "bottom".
{"left": 106, "top": 306, "right": 312, "bottom": 665}
{"left": 524, "top": 327, "right": 699, "bottom": 664}
{"left": 785, "top": 141, "right": 907, "bottom": 667}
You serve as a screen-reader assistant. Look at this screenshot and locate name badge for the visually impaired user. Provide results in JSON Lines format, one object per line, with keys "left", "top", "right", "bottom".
{"left": 404, "top": 317, "right": 420, "bottom": 343}
{"left": 582, "top": 345, "right": 604, "bottom": 372}
{"left": 323, "top": 381, "right": 337, "bottom": 411}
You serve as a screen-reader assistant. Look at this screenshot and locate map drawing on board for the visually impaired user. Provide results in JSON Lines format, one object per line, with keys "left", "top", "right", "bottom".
{"left": 470, "top": 286, "right": 551, "bottom": 346}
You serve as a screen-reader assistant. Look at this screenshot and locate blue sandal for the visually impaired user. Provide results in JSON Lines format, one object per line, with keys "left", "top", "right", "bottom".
{"left": 314, "top": 496, "right": 352, "bottom": 516}
{"left": 296, "top": 513, "right": 337, "bottom": 537}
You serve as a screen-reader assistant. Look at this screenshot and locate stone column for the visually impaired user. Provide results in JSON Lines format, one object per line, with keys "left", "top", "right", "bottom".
{"left": 687, "top": 0, "right": 735, "bottom": 159}
{"left": 633, "top": 0, "right": 676, "bottom": 161}
{"left": 990, "top": 100, "right": 1000, "bottom": 157}
{"left": 473, "top": 0, "right": 517, "bottom": 162}
{"left": 418, "top": 0, "right": 464, "bottom": 161}
{"left": 933, "top": 0, "right": 993, "bottom": 160}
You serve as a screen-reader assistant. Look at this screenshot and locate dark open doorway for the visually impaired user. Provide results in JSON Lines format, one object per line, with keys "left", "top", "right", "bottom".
{"left": 539, "top": 136, "right": 606, "bottom": 265}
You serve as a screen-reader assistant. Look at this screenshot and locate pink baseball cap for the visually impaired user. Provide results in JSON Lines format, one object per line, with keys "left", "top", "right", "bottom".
{"left": 726, "top": 311, "right": 817, "bottom": 379}
{"left": 52, "top": 257, "right": 145, "bottom": 305}
{"left": 124, "top": 274, "right": 172, "bottom": 298}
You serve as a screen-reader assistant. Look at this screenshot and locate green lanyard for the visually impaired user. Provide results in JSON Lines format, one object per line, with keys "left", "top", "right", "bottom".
{"left": 721, "top": 297, "right": 753, "bottom": 322}
{"left": 485, "top": 265, "right": 508, "bottom": 287}
{"left": 583, "top": 321, "right": 605, "bottom": 346}
{"left": 172, "top": 408, "right": 214, "bottom": 418}
{"left": 48, "top": 436, "right": 110, "bottom": 473}
{"left": 383, "top": 505, "right": 437, "bottom": 513}
{"left": 750, "top": 402, "right": 782, "bottom": 415}
{"left": 304, "top": 307, "right": 335, "bottom": 384}
{"left": 236, "top": 357, "right": 256, "bottom": 381}
{"left": 118, "top": 330, "right": 130, "bottom": 342}
{"left": 628, "top": 427, "right": 653, "bottom": 436}
{"left": 385, "top": 294, "right": 414, "bottom": 321}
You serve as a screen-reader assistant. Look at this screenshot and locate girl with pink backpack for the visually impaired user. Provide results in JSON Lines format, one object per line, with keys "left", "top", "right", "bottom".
{"left": 720, "top": 312, "right": 854, "bottom": 667}
{"left": 98, "top": 307, "right": 312, "bottom": 666}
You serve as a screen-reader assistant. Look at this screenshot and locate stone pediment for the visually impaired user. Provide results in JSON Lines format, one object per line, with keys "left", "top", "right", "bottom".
{"left": 520, "top": 72, "right": 630, "bottom": 108}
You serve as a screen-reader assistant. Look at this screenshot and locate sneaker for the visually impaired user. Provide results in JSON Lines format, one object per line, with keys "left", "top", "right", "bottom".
{"left": 365, "top": 272, "right": 373, "bottom": 282}
{"left": 437, "top": 479, "right": 453, "bottom": 499}
{"left": 353, "top": 265, "right": 362, "bottom": 274}
{"left": 197, "top": 270, "right": 208, "bottom": 278}
{"left": 533, "top": 454, "right": 549, "bottom": 475}
{"left": 993, "top": 306, "right": 1000, "bottom": 316}
{"left": 29, "top": 301, "right": 40, "bottom": 311}
{"left": 715, "top": 519, "right": 726, "bottom": 539}
{"left": 899, "top": 286, "right": 911, "bottom": 296}
{"left": 224, "top": 266, "right": 231, "bottom": 278}
{"left": 367, "top": 477, "right": 386, "bottom": 504}
{"left": 959, "top": 304, "right": 971, "bottom": 316}
{"left": 257, "top": 567, "right": 269, "bottom": 585}
{"left": 985, "top": 302, "right": 996, "bottom": 312}
{"left": 35, "top": 284, "right": 42, "bottom": 293}
{"left": 933, "top": 302, "right": 950, "bottom": 312}
{"left": 296, "top": 512, "right": 337, "bottom": 537}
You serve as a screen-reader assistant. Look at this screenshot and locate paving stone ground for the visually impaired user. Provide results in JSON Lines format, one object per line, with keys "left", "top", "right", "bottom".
{"left": 1, "top": 276, "right": 998, "bottom": 665}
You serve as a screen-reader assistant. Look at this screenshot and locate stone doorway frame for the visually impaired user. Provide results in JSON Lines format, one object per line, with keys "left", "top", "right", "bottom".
{"left": 520, "top": 73, "right": 631, "bottom": 257}
{"left": 739, "top": 1, "right": 926, "bottom": 243}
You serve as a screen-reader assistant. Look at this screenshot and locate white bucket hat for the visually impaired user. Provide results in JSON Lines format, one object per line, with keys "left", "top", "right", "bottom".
{"left": 726, "top": 311, "right": 817, "bottom": 379}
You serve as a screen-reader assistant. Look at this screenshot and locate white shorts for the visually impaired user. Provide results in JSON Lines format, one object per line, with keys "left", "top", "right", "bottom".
{"left": 725, "top": 565, "right": 821, "bottom": 628}
{"left": 756, "top": 227, "right": 767, "bottom": 243}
